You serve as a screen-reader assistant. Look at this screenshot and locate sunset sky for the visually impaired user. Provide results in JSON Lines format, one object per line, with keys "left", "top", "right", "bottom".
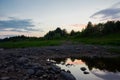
{"left": 0, "top": 0, "right": 120, "bottom": 38}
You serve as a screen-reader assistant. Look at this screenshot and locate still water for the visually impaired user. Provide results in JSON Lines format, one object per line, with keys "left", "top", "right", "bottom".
{"left": 53, "top": 57, "right": 120, "bottom": 80}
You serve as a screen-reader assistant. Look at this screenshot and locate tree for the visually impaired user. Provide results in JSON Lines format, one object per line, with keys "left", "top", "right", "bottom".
{"left": 81, "top": 21, "right": 94, "bottom": 37}
{"left": 70, "top": 30, "right": 75, "bottom": 36}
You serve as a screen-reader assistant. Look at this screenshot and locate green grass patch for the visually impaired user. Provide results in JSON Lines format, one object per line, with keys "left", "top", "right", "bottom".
{"left": 72, "top": 33, "right": 120, "bottom": 46}
{"left": 0, "top": 40, "right": 64, "bottom": 48}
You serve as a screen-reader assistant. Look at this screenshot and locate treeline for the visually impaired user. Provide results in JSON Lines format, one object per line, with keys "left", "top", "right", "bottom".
{"left": 0, "top": 20, "right": 120, "bottom": 41}
{"left": 44, "top": 28, "right": 68, "bottom": 39}
{"left": 81, "top": 21, "right": 120, "bottom": 37}
{"left": 44, "top": 20, "right": 120, "bottom": 39}
{"left": 0, "top": 35, "right": 42, "bottom": 42}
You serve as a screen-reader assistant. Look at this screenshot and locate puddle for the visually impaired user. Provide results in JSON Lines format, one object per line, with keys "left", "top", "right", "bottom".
{"left": 50, "top": 57, "right": 120, "bottom": 80}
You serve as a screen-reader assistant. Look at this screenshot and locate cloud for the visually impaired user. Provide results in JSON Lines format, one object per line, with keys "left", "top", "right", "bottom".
{"left": 90, "top": 2, "right": 120, "bottom": 21}
{"left": 0, "top": 17, "right": 42, "bottom": 32}
{"left": 0, "top": 34, "right": 17, "bottom": 39}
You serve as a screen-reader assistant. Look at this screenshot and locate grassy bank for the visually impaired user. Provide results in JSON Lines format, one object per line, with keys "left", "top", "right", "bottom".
{"left": 0, "top": 33, "right": 119, "bottom": 48}
{"left": 72, "top": 33, "right": 120, "bottom": 46}
{"left": 0, "top": 40, "right": 64, "bottom": 48}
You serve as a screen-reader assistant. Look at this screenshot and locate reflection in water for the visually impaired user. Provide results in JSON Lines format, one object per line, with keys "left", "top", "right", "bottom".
{"left": 53, "top": 57, "right": 120, "bottom": 80}
{"left": 65, "top": 58, "right": 85, "bottom": 65}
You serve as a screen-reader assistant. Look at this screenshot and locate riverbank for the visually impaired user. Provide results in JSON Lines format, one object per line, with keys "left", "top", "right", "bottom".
{"left": 0, "top": 44, "right": 120, "bottom": 80}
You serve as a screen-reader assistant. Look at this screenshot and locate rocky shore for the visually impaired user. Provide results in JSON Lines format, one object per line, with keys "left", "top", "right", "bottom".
{"left": 0, "top": 44, "right": 120, "bottom": 80}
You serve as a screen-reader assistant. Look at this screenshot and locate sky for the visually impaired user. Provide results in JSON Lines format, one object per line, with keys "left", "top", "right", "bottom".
{"left": 0, "top": 0, "right": 120, "bottom": 38}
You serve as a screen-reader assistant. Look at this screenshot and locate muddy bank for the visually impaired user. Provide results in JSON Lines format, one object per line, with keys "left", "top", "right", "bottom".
{"left": 0, "top": 44, "right": 120, "bottom": 80}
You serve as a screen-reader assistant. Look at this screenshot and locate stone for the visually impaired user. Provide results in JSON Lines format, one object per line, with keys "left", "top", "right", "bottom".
{"left": 42, "top": 74, "right": 48, "bottom": 79}
{"left": 5, "top": 65, "right": 14, "bottom": 72}
{"left": 51, "top": 65, "right": 61, "bottom": 73}
{"left": 32, "top": 63, "right": 43, "bottom": 70}
{"left": 83, "top": 71, "right": 89, "bottom": 74}
{"left": 17, "top": 57, "right": 29, "bottom": 65}
{"left": 67, "top": 70, "right": 71, "bottom": 73}
{"left": 35, "top": 70, "right": 44, "bottom": 77}
{"left": 60, "top": 71, "right": 76, "bottom": 80}
{"left": 80, "top": 67, "right": 86, "bottom": 71}
{"left": 27, "top": 69, "right": 35, "bottom": 75}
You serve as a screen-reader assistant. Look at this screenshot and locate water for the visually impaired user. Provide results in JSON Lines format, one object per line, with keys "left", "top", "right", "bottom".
{"left": 52, "top": 57, "right": 120, "bottom": 80}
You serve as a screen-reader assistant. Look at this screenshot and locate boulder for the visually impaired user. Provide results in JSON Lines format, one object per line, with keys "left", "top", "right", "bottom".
{"left": 60, "top": 71, "right": 76, "bottom": 80}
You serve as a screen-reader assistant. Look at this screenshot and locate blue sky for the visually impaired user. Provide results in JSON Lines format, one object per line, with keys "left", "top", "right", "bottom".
{"left": 0, "top": 0, "right": 120, "bottom": 38}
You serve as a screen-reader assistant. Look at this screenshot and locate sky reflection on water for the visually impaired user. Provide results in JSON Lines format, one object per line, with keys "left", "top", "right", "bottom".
{"left": 55, "top": 57, "right": 120, "bottom": 80}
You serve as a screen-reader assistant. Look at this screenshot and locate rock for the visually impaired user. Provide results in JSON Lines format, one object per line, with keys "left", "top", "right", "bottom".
{"left": 5, "top": 65, "right": 14, "bottom": 72}
{"left": 46, "top": 61, "right": 52, "bottom": 65}
{"left": 17, "top": 57, "right": 29, "bottom": 65}
{"left": 32, "top": 63, "right": 43, "bottom": 70}
{"left": 80, "top": 67, "right": 86, "bottom": 71}
{"left": 67, "top": 70, "right": 71, "bottom": 73}
{"left": 83, "top": 71, "right": 89, "bottom": 74}
{"left": 35, "top": 70, "right": 44, "bottom": 77}
{"left": 51, "top": 65, "right": 61, "bottom": 73}
{"left": 61, "top": 71, "right": 76, "bottom": 80}
{"left": 42, "top": 74, "right": 48, "bottom": 79}
{"left": 76, "top": 48, "right": 80, "bottom": 50}
{"left": 0, "top": 48, "right": 4, "bottom": 51}
{"left": 1, "top": 77, "right": 10, "bottom": 80}
{"left": 55, "top": 49, "right": 59, "bottom": 51}
{"left": 27, "top": 69, "right": 35, "bottom": 75}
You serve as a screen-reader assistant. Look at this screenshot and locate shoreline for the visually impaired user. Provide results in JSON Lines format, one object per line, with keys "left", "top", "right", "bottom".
{"left": 0, "top": 44, "right": 120, "bottom": 80}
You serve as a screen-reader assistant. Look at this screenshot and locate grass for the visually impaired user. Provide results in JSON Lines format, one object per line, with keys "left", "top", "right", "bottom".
{"left": 72, "top": 33, "right": 120, "bottom": 46}
{"left": 0, "top": 40, "right": 64, "bottom": 48}
{"left": 0, "top": 33, "right": 119, "bottom": 48}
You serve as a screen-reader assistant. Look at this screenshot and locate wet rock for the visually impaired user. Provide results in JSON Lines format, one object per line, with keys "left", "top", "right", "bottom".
{"left": 51, "top": 65, "right": 61, "bottom": 73}
{"left": 27, "top": 69, "right": 35, "bottom": 75}
{"left": 80, "top": 67, "right": 86, "bottom": 71}
{"left": 60, "top": 71, "right": 76, "bottom": 80}
{"left": 83, "top": 71, "right": 89, "bottom": 74}
{"left": 0, "top": 77, "right": 10, "bottom": 80}
{"left": 67, "top": 70, "right": 71, "bottom": 73}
